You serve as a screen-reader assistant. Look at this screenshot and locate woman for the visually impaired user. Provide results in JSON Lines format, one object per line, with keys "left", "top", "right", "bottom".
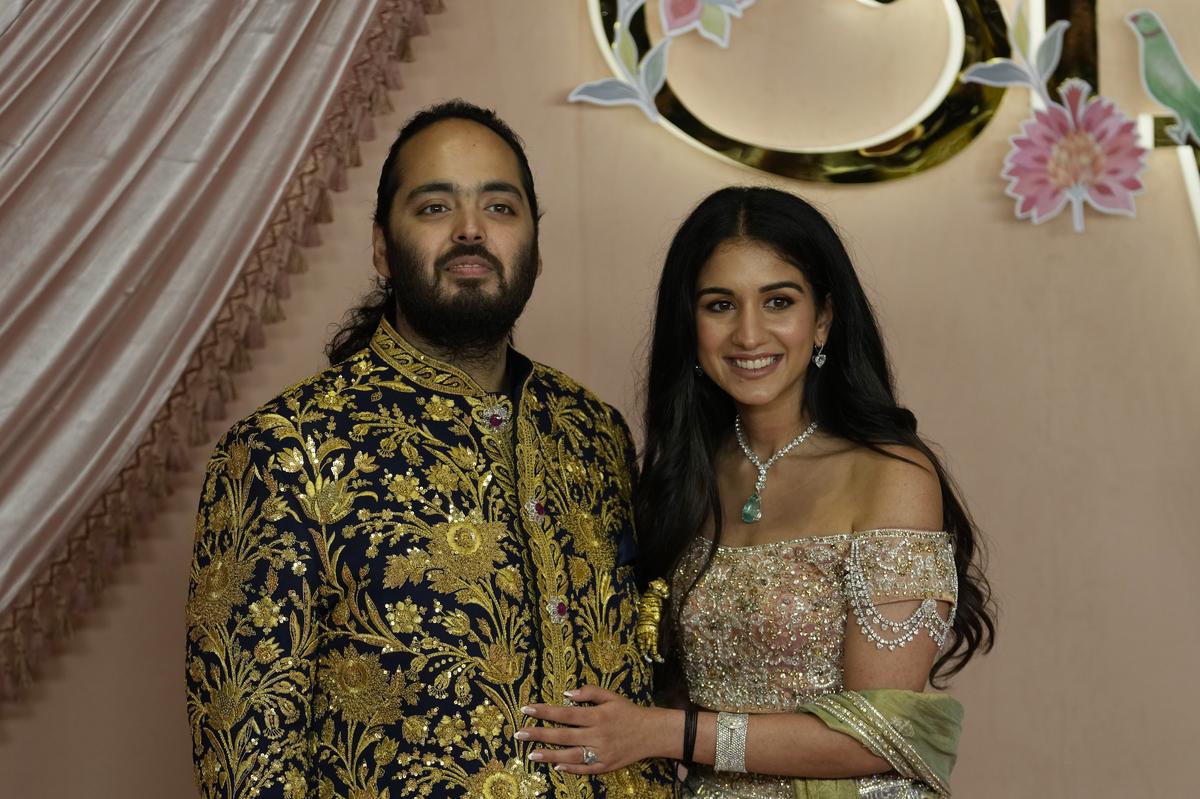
{"left": 518, "top": 188, "right": 994, "bottom": 797}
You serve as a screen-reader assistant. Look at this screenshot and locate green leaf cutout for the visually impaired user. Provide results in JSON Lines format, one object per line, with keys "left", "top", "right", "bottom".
{"left": 1013, "top": 0, "right": 1030, "bottom": 60}
{"left": 615, "top": 22, "right": 638, "bottom": 77}
{"left": 699, "top": 5, "right": 729, "bottom": 43}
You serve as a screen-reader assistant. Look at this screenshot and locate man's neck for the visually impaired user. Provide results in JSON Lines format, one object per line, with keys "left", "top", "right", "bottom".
{"left": 392, "top": 318, "right": 510, "bottom": 393}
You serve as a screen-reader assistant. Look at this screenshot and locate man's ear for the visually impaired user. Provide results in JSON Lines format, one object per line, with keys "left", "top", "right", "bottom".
{"left": 371, "top": 224, "right": 390, "bottom": 280}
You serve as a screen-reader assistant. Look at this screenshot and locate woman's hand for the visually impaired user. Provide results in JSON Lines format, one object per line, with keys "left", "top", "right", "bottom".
{"left": 517, "top": 685, "right": 678, "bottom": 774}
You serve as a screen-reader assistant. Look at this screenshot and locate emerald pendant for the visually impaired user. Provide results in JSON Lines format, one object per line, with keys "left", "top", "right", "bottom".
{"left": 741, "top": 492, "right": 762, "bottom": 524}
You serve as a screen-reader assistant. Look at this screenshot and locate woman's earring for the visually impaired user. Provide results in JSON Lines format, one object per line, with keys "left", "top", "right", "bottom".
{"left": 812, "top": 344, "right": 827, "bottom": 368}
{"left": 694, "top": 363, "right": 704, "bottom": 377}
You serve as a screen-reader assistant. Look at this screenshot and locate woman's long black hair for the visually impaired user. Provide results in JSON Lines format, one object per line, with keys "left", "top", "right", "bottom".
{"left": 636, "top": 187, "right": 994, "bottom": 684}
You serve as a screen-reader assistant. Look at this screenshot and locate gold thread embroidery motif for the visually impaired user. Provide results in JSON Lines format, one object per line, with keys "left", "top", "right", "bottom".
{"left": 186, "top": 323, "right": 671, "bottom": 798}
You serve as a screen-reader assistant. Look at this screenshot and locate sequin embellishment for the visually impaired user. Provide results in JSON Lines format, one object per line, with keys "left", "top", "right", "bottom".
{"left": 674, "top": 530, "right": 957, "bottom": 799}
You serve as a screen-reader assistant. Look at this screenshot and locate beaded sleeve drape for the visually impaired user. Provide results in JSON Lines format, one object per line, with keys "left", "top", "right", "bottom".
{"left": 672, "top": 530, "right": 957, "bottom": 799}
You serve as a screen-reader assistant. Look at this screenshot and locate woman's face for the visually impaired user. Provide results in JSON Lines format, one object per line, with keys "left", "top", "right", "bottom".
{"left": 694, "top": 238, "right": 831, "bottom": 413}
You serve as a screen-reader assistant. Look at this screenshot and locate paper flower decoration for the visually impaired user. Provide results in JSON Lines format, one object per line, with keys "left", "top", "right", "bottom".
{"left": 661, "top": 0, "right": 702, "bottom": 33}
{"left": 1003, "top": 79, "right": 1146, "bottom": 232}
{"left": 962, "top": 0, "right": 1146, "bottom": 232}
{"left": 661, "top": 0, "right": 755, "bottom": 47}
{"left": 569, "top": 0, "right": 755, "bottom": 120}
{"left": 567, "top": 20, "right": 669, "bottom": 121}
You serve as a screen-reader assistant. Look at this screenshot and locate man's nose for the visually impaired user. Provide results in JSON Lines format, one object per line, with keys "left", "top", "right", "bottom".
{"left": 453, "top": 208, "right": 484, "bottom": 244}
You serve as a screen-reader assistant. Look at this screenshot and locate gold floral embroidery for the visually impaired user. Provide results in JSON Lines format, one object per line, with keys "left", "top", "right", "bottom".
{"left": 426, "top": 518, "right": 506, "bottom": 589}
{"left": 384, "top": 598, "right": 423, "bottom": 633}
{"left": 421, "top": 394, "right": 458, "bottom": 421}
{"left": 248, "top": 595, "right": 285, "bottom": 630}
{"left": 384, "top": 470, "right": 422, "bottom": 503}
{"left": 186, "top": 321, "right": 672, "bottom": 798}
{"left": 449, "top": 444, "right": 478, "bottom": 470}
{"left": 401, "top": 714, "right": 429, "bottom": 744}
{"left": 188, "top": 552, "right": 253, "bottom": 629}
{"left": 469, "top": 759, "right": 549, "bottom": 799}
{"left": 254, "top": 638, "right": 283, "bottom": 663}
{"left": 315, "top": 380, "right": 351, "bottom": 411}
{"left": 321, "top": 649, "right": 395, "bottom": 724}
{"left": 382, "top": 549, "right": 431, "bottom": 589}
{"left": 425, "top": 461, "right": 462, "bottom": 496}
{"left": 470, "top": 702, "right": 505, "bottom": 739}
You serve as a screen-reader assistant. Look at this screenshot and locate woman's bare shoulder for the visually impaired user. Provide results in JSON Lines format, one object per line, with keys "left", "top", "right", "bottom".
{"left": 846, "top": 443, "right": 943, "bottom": 532}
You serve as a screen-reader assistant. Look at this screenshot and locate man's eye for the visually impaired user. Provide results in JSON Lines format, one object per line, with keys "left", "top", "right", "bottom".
{"left": 418, "top": 203, "right": 449, "bottom": 215}
{"left": 487, "top": 203, "right": 514, "bottom": 214}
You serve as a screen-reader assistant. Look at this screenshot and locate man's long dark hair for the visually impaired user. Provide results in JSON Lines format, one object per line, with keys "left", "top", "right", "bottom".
{"left": 325, "top": 100, "right": 540, "bottom": 364}
{"left": 636, "top": 187, "right": 994, "bottom": 684}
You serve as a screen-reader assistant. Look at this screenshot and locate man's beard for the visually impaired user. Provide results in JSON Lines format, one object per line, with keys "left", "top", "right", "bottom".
{"left": 384, "top": 235, "right": 538, "bottom": 360}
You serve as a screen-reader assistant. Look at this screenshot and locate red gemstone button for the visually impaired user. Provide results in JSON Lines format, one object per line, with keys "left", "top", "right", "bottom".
{"left": 546, "top": 595, "right": 569, "bottom": 624}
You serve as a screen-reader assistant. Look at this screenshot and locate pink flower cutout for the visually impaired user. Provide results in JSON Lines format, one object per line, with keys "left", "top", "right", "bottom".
{"left": 1003, "top": 79, "right": 1146, "bottom": 232}
{"left": 662, "top": 0, "right": 702, "bottom": 35}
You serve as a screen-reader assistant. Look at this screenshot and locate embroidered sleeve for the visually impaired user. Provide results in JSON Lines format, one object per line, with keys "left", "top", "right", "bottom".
{"left": 186, "top": 425, "right": 321, "bottom": 798}
{"left": 607, "top": 407, "right": 641, "bottom": 567}
{"left": 844, "top": 530, "right": 957, "bottom": 650}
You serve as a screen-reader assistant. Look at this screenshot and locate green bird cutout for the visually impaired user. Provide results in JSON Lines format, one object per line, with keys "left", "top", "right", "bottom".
{"left": 1127, "top": 9, "right": 1200, "bottom": 147}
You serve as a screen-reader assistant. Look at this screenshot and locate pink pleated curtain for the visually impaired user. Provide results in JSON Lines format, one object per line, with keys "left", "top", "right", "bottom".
{"left": 0, "top": 0, "right": 443, "bottom": 699}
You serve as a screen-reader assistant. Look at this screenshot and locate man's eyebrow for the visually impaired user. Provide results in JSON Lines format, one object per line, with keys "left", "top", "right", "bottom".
{"left": 406, "top": 181, "right": 456, "bottom": 202}
{"left": 480, "top": 180, "right": 522, "bottom": 197}
{"left": 405, "top": 180, "right": 524, "bottom": 202}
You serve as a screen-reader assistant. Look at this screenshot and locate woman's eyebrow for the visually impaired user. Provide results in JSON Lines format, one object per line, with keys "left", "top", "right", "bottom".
{"left": 759, "top": 281, "right": 805, "bottom": 293}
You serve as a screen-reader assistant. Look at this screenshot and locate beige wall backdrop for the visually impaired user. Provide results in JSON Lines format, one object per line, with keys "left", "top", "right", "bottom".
{"left": 2, "top": 1, "right": 1198, "bottom": 796}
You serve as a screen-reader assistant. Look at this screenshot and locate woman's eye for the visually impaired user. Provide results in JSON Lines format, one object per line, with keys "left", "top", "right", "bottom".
{"left": 765, "top": 296, "right": 794, "bottom": 310}
{"left": 705, "top": 300, "right": 734, "bottom": 312}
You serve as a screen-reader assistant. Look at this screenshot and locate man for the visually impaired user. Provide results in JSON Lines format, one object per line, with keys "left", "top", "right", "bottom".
{"left": 186, "top": 101, "right": 672, "bottom": 798}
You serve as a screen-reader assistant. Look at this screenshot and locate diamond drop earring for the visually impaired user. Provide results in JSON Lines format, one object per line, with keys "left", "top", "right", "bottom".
{"left": 812, "top": 344, "right": 827, "bottom": 368}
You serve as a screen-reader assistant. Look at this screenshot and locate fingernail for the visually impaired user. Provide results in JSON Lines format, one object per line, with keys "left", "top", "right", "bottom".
{"left": 528, "top": 751, "right": 543, "bottom": 761}
{"left": 554, "top": 764, "right": 563, "bottom": 771}
{"left": 563, "top": 690, "right": 578, "bottom": 699}
{"left": 514, "top": 730, "right": 530, "bottom": 740}
{"left": 520, "top": 705, "right": 536, "bottom": 716}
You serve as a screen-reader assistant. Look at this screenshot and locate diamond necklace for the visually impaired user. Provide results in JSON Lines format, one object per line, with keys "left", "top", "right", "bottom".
{"left": 734, "top": 416, "right": 818, "bottom": 524}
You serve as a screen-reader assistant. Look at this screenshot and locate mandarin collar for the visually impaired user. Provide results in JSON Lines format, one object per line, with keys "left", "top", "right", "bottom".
{"left": 368, "top": 318, "right": 532, "bottom": 399}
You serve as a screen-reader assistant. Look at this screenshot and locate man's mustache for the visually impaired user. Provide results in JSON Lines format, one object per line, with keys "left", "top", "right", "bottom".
{"left": 434, "top": 243, "right": 503, "bottom": 273}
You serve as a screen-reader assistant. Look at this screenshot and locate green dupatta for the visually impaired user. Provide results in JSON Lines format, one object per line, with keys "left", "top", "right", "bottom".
{"left": 791, "top": 690, "right": 963, "bottom": 799}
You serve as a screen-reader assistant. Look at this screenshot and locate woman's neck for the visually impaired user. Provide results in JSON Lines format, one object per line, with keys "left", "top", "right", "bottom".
{"left": 737, "top": 401, "right": 812, "bottom": 459}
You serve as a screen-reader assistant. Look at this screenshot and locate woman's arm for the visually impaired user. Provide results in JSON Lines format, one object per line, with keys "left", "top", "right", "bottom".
{"left": 520, "top": 444, "right": 952, "bottom": 777}
{"left": 519, "top": 596, "right": 942, "bottom": 776}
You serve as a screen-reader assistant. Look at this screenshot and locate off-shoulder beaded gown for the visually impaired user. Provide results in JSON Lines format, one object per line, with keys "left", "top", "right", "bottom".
{"left": 672, "top": 529, "right": 958, "bottom": 798}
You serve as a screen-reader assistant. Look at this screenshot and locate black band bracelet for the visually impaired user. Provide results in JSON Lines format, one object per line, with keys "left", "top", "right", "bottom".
{"left": 682, "top": 707, "right": 699, "bottom": 765}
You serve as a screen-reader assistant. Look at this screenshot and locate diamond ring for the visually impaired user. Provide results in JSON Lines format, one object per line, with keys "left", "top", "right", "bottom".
{"left": 581, "top": 746, "right": 598, "bottom": 765}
